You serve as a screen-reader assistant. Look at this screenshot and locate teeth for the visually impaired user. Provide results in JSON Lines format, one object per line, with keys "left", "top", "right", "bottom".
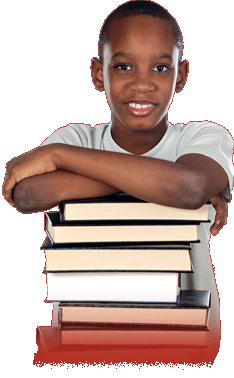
{"left": 128, "top": 102, "right": 153, "bottom": 109}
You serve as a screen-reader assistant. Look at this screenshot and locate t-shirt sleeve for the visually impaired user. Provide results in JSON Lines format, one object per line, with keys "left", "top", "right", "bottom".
{"left": 175, "top": 122, "right": 233, "bottom": 202}
{"left": 41, "top": 123, "right": 93, "bottom": 147}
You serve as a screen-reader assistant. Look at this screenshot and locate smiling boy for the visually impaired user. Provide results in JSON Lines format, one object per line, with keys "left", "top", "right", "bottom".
{"left": 98, "top": 14, "right": 184, "bottom": 152}
{"left": 2, "top": 0, "right": 233, "bottom": 337}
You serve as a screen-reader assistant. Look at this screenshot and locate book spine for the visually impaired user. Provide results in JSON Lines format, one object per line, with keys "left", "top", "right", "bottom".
{"left": 58, "top": 304, "right": 62, "bottom": 323}
{"left": 59, "top": 202, "right": 65, "bottom": 222}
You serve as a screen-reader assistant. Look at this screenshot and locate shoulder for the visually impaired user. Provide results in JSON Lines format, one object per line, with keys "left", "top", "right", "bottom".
{"left": 174, "top": 120, "right": 233, "bottom": 154}
{"left": 178, "top": 121, "right": 233, "bottom": 141}
{"left": 174, "top": 120, "right": 233, "bottom": 157}
{"left": 41, "top": 123, "right": 110, "bottom": 148}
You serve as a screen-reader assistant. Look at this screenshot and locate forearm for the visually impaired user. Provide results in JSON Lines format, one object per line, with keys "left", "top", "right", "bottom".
{"left": 13, "top": 170, "right": 119, "bottom": 213}
{"left": 52, "top": 144, "right": 205, "bottom": 209}
{"left": 4, "top": 143, "right": 228, "bottom": 210}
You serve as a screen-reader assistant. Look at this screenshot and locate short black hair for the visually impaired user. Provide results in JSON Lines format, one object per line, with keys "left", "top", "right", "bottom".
{"left": 99, "top": 0, "right": 183, "bottom": 65}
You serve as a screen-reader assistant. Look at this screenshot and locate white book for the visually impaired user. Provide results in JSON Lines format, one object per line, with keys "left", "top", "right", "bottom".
{"left": 46, "top": 272, "right": 179, "bottom": 303}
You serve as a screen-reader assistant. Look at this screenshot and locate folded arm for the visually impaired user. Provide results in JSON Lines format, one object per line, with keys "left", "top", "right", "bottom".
{"left": 41, "top": 144, "right": 228, "bottom": 202}
{"left": 12, "top": 169, "right": 227, "bottom": 235}
{"left": 3, "top": 142, "right": 229, "bottom": 210}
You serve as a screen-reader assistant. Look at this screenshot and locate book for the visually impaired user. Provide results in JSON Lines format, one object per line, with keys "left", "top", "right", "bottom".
{"left": 46, "top": 271, "right": 180, "bottom": 303}
{"left": 58, "top": 290, "right": 210, "bottom": 328}
{"left": 59, "top": 193, "right": 209, "bottom": 222}
{"left": 45, "top": 212, "right": 199, "bottom": 244}
{"left": 35, "top": 326, "right": 215, "bottom": 366}
{"left": 42, "top": 237, "right": 193, "bottom": 272}
{"left": 59, "top": 325, "right": 208, "bottom": 346}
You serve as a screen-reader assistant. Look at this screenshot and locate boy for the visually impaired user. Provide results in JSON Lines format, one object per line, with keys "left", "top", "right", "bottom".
{"left": 2, "top": 0, "right": 233, "bottom": 336}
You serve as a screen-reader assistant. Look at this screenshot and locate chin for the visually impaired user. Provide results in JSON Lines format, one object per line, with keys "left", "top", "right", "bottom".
{"left": 125, "top": 120, "right": 160, "bottom": 133}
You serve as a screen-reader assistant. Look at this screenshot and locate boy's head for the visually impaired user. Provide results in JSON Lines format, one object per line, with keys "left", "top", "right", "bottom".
{"left": 91, "top": 0, "right": 188, "bottom": 152}
{"left": 99, "top": 1, "right": 183, "bottom": 66}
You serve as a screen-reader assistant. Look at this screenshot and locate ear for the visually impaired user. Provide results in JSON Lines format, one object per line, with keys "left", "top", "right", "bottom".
{"left": 175, "top": 60, "right": 189, "bottom": 93}
{"left": 91, "top": 57, "right": 104, "bottom": 92}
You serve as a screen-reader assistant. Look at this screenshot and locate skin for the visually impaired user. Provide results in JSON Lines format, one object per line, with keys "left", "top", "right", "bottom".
{"left": 2, "top": 16, "right": 229, "bottom": 235}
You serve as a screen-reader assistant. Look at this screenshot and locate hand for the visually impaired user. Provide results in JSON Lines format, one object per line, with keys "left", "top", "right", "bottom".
{"left": 2, "top": 145, "right": 57, "bottom": 206}
{"left": 210, "top": 194, "right": 227, "bottom": 236}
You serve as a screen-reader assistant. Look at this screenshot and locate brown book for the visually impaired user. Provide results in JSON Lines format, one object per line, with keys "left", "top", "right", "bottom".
{"left": 59, "top": 325, "right": 208, "bottom": 346}
{"left": 58, "top": 291, "right": 210, "bottom": 328}
{"left": 35, "top": 326, "right": 218, "bottom": 366}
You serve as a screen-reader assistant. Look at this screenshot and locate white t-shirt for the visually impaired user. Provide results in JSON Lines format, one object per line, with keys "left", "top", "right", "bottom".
{"left": 42, "top": 120, "right": 233, "bottom": 329}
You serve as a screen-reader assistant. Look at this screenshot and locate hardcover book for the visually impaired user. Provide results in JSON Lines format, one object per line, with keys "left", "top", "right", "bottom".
{"left": 42, "top": 237, "right": 193, "bottom": 272}
{"left": 46, "top": 271, "right": 180, "bottom": 303}
{"left": 45, "top": 212, "right": 200, "bottom": 244}
{"left": 35, "top": 325, "right": 216, "bottom": 366}
{"left": 58, "top": 290, "right": 211, "bottom": 328}
{"left": 59, "top": 325, "right": 208, "bottom": 346}
{"left": 59, "top": 193, "right": 209, "bottom": 222}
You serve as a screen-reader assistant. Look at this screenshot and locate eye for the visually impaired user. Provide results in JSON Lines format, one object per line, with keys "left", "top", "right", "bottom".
{"left": 115, "top": 64, "right": 132, "bottom": 71}
{"left": 153, "top": 65, "right": 169, "bottom": 72}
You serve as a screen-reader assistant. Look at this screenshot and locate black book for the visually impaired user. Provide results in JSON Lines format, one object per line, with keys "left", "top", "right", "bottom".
{"left": 45, "top": 212, "right": 200, "bottom": 244}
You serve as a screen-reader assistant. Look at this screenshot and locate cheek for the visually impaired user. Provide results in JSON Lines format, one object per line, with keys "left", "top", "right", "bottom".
{"left": 104, "top": 77, "right": 123, "bottom": 107}
{"left": 164, "top": 87, "right": 177, "bottom": 110}
{"left": 161, "top": 79, "right": 177, "bottom": 103}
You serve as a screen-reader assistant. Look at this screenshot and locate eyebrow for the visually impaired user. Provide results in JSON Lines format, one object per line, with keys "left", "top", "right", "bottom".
{"left": 112, "top": 52, "right": 173, "bottom": 61}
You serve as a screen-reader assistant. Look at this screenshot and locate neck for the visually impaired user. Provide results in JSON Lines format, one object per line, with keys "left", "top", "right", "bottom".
{"left": 111, "top": 117, "right": 168, "bottom": 155}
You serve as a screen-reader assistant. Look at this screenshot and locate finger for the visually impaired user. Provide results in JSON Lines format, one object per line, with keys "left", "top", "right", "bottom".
{"left": 210, "top": 217, "right": 221, "bottom": 236}
{"left": 210, "top": 206, "right": 227, "bottom": 236}
{"left": 2, "top": 173, "right": 16, "bottom": 206}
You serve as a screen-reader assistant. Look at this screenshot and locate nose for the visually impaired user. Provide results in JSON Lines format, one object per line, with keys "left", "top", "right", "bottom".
{"left": 129, "top": 70, "right": 156, "bottom": 94}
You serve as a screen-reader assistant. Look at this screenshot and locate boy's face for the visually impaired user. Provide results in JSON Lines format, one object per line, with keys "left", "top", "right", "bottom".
{"left": 93, "top": 15, "right": 188, "bottom": 145}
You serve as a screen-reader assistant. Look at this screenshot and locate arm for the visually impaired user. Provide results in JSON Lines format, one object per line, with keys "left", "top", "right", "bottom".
{"left": 59, "top": 147, "right": 229, "bottom": 209}
{"left": 3, "top": 143, "right": 229, "bottom": 209}
{"left": 210, "top": 194, "right": 227, "bottom": 236}
{"left": 13, "top": 170, "right": 119, "bottom": 213}
{"left": 13, "top": 173, "right": 227, "bottom": 235}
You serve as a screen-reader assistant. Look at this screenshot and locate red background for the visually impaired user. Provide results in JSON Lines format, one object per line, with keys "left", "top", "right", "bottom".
{"left": 0, "top": 0, "right": 234, "bottom": 376}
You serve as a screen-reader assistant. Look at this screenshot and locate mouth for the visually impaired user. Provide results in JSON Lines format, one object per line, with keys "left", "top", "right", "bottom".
{"left": 125, "top": 101, "right": 157, "bottom": 117}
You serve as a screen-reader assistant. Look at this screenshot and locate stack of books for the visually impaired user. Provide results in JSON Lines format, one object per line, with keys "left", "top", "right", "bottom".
{"left": 41, "top": 193, "right": 211, "bottom": 347}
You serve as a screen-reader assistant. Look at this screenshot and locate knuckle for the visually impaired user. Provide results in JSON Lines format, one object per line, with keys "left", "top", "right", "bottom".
{"left": 3, "top": 182, "right": 9, "bottom": 194}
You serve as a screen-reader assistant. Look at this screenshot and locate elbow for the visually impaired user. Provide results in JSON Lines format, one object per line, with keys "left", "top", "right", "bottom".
{"left": 13, "top": 180, "right": 39, "bottom": 213}
{"left": 178, "top": 173, "right": 208, "bottom": 210}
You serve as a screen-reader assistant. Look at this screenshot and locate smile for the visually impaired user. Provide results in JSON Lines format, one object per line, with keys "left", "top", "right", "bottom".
{"left": 125, "top": 101, "right": 157, "bottom": 117}
{"left": 128, "top": 102, "right": 154, "bottom": 109}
